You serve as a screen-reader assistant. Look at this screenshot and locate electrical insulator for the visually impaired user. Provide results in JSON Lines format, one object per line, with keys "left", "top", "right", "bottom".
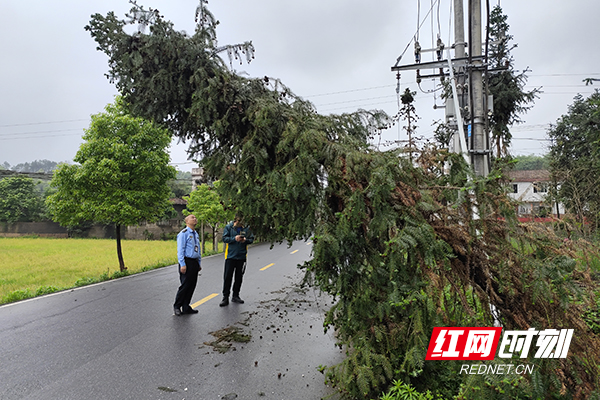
{"left": 414, "top": 41, "right": 421, "bottom": 63}
{"left": 436, "top": 37, "right": 445, "bottom": 61}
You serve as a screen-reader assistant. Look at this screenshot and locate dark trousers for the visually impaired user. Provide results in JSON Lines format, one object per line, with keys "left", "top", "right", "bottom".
{"left": 174, "top": 257, "right": 200, "bottom": 312}
{"left": 222, "top": 258, "right": 246, "bottom": 298}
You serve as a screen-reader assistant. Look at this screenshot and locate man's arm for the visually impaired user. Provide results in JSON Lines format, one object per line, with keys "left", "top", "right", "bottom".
{"left": 177, "top": 231, "right": 187, "bottom": 270}
{"left": 222, "top": 224, "right": 236, "bottom": 244}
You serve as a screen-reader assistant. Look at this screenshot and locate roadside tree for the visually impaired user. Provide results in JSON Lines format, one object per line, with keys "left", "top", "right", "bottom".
{"left": 11, "top": 159, "right": 59, "bottom": 174}
{"left": 487, "top": 5, "right": 539, "bottom": 159}
{"left": 0, "top": 176, "right": 46, "bottom": 223}
{"left": 168, "top": 170, "right": 192, "bottom": 198}
{"left": 512, "top": 154, "right": 549, "bottom": 171}
{"left": 548, "top": 90, "right": 600, "bottom": 230}
{"left": 184, "top": 181, "right": 233, "bottom": 253}
{"left": 46, "top": 98, "right": 176, "bottom": 271}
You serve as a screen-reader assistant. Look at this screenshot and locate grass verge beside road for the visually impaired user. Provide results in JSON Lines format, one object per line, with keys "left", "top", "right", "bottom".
{"left": 0, "top": 237, "right": 218, "bottom": 305}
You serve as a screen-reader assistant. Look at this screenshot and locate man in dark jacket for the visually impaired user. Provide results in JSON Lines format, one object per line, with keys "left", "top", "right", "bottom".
{"left": 220, "top": 215, "right": 254, "bottom": 306}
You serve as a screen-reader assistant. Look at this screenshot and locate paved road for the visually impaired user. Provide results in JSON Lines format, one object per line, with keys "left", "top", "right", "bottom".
{"left": 0, "top": 242, "right": 343, "bottom": 400}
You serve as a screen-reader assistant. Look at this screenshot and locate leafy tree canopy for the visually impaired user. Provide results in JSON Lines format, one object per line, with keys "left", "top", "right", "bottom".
{"left": 168, "top": 169, "right": 192, "bottom": 198}
{"left": 184, "top": 181, "right": 233, "bottom": 252}
{"left": 46, "top": 97, "right": 176, "bottom": 270}
{"left": 0, "top": 176, "right": 46, "bottom": 223}
{"left": 10, "top": 159, "right": 60, "bottom": 174}
{"left": 184, "top": 181, "right": 232, "bottom": 226}
{"left": 548, "top": 90, "right": 600, "bottom": 228}
{"left": 512, "top": 154, "right": 549, "bottom": 170}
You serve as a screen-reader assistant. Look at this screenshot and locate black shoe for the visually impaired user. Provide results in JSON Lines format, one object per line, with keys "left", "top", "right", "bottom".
{"left": 231, "top": 296, "right": 245, "bottom": 304}
{"left": 219, "top": 298, "right": 229, "bottom": 307}
{"left": 174, "top": 307, "right": 182, "bottom": 316}
{"left": 183, "top": 308, "right": 198, "bottom": 314}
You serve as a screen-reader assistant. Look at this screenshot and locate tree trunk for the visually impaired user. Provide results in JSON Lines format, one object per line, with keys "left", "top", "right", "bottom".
{"left": 201, "top": 222, "right": 206, "bottom": 254}
{"left": 213, "top": 225, "right": 218, "bottom": 253}
{"left": 116, "top": 224, "right": 126, "bottom": 271}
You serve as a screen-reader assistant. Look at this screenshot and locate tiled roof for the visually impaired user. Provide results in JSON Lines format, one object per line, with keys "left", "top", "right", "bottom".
{"left": 507, "top": 170, "right": 550, "bottom": 182}
{"left": 169, "top": 198, "right": 188, "bottom": 205}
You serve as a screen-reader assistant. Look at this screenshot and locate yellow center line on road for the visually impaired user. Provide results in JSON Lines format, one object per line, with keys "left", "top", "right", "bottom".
{"left": 191, "top": 293, "right": 219, "bottom": 309}
{"left": 260, "top": 263, "right": 275, "bottom": 271}
{"left": 290, "top": 250, "right": 299, "bottom": 254}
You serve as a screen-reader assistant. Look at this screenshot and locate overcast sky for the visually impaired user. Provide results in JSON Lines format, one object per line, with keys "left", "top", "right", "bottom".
{"left": 1, "top": 0, "right": 598, "bottom": 171}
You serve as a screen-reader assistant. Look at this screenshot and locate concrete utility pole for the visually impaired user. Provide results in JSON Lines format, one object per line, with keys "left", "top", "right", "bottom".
{"left": 450, "top": 0, "right": 466, "bottom": 160}
{"left": 454, "top": 0, "right": 466, "bottom": 59}
{"left": 391, "top": 0, "right": 490, "bottom": 177}
{"left": 469, "top": 0, "right": 489, "bottom": 177}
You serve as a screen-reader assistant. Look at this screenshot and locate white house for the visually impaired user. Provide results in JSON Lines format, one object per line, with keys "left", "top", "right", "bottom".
{"left": 507, "top": 170, "right": 565, "bottom": 217}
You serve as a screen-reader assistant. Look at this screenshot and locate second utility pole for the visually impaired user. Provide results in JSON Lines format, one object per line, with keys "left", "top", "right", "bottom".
{"left": 469, "top": 0, "right": 489, "bottom": 177}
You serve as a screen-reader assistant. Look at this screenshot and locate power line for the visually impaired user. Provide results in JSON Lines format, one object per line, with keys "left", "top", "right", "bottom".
{"left": 528, "top": 84, "right": 590, "bottom": 88}
{"left": 538, "top": 91, "right": 596, "bottom": 95}
{"left": 0, "top": 132, "right": 84, "bottom": 141}
{"left": 0, "top": 128, "right": 85, "bottom": 137}
{"left": 308, "top": 74, "right": 600, "bottom": 100}
{"left": 0, "top": 74, "right": 595, "bottom": 143}
{"left": 512, "top": 138, "right": 552, "bottom": 141}
{"left": 529, "top": 73, "right": 600, "bottom": 78}
{"left": 511, "top": 124, "right": 551, "bottom": 131}
{"left": 0, "top": 119, "right": 89, "bottom": 128}
{"left": 306, "top": 84, "right": 396, "bottom": 98}
{"left": 315, "top": 95, "right": 397, "bottom": 108}
{"left": 310, "top": 79, "right": 596, "bottom": 113}
{"left": 319, "top": 101, "right": 398, "bottom": 113}
{"left": 169, "top": 161, "right": 197, "bottom": 166}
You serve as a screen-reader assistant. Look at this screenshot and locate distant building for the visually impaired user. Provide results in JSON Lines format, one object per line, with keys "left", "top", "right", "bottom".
{"left": 192, "top": 167, "right": 204, "bottom": 191}
{"left": 507, "top": 170, "right": 564, "bottom": 217}
{"left": 169, "top": 197, "right": 187, "bottom": 219}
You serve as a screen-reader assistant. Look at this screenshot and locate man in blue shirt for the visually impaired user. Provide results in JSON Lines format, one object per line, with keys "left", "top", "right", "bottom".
{"left": 174, "top": 214, "right": 201, "bottom": 316}
{"left": 219, "top": 215, "right": 254, "bottom": 306}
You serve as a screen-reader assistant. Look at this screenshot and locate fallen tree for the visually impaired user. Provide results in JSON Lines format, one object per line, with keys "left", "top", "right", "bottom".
{"left": 87, "top": 3, "right": 600, "bottom": 398}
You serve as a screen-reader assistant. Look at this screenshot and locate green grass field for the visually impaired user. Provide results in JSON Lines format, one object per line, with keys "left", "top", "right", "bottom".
{"left": 0, "top": 237, "right": 217, "bottom": 305}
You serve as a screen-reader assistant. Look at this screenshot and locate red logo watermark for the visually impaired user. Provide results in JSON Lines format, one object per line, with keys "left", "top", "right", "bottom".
{"left": 425, "top": 327, "right": 574, "bottom": 361}
{"left": 426, "top": 327, "right": 503, "bottom": 360}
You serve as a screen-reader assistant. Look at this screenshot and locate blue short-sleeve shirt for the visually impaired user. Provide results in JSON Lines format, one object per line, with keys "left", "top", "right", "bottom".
{"left": 177, "top": 227, "right": 201, "bottom": 266}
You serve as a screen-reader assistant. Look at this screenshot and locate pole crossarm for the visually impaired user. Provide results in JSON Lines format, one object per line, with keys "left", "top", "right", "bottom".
{"left": 391, "top": 56, "right": 484, "bottom": 72}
